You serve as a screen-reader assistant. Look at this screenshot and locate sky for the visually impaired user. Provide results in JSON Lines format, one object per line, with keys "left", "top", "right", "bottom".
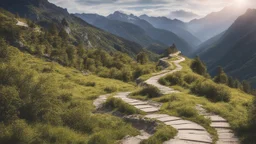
{"left": 48, "top": 0, "right": 256, "bottom": 22}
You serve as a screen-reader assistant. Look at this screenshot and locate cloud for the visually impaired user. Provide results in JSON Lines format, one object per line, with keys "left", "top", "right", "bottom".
{"left": 48, "top": 0, "right": 256, "bottom": 21}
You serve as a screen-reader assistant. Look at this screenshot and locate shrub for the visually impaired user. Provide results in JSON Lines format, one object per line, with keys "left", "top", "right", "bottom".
{"left": 177, "top": 106, "right": 198, "bottom": 118}
{"left": 141, "top": 124, "right": 177, "bottom": 144}
{"left": 58, "top": 93, "right": 72, "bottom": 103}
{"left": 191, "top": 80, "right": 231, "bottom": 102}
{"left": 190, "top": 56, "right": 207, "bottom": 76}
{"left": 105, "top": 97, "right": 141, "bottom": 115}
{"left": 104, "top": 86, "right": 117, "bottom": 93}
{"left": 132, "top": 85, "right": 161, "bottom": 98}
{"left": 88, "top": 133, "right": 109, "bottom": 144}
{"left": 163, "top": 72, "right": 184, "bottom": 86}
{"left": 183, "top": 73, "right": 200, "bottom": 85}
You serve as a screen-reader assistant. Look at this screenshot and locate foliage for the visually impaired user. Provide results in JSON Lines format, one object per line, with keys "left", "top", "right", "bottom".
{"left": 191, "top": 80, "right": 231, "bottom": 102}
{"left": 131, "top": 85, "right": 162, "bottom": 98}
{"left": 141, "top": 124, "right": 177, "bottom": 144}
{"left": 104, "top": 97, "right": 142, "bottom": 115}
{"left": 190, "top": 56, "right": 207, "bottom": 76}
{"left": 214, "top": 66, "right": 228, "bottom": 84}
{"left": 136, "top": 51, "right": 148, "bottom": 64}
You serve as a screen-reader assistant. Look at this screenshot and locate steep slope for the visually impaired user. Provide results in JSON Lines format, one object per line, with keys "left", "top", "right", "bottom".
{"left": 0, "top": 0, "right": 144, "bottom": 57}
{"left": 200, "top": 9, "right": 256, "bottom": 86}
{"left": 108, "top": 11, "right": 193, "bottom": 56}
{"left": 187, "top": 5, "right": 246, "bottom": 42}
{"left": 140, "top": 15, "right": 201, "bottom": 47}
{"left": 75, "top": 13, "right": 167, "bottom": 54}
{"left": 191, "top": 32, "right": 225, "bottom": 57}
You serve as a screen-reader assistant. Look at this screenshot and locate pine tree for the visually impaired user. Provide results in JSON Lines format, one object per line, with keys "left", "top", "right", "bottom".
{"left": 190, "top": 56, "right": 207, "bottom": 76}
{"left": 136, "top": 52, "right": 148, "bottom": 64}
{"left": 214, "top": 66, "right": 228, "bottom": 84}
{"left": 242, "top": 80, "right": 252, "bottom": 94}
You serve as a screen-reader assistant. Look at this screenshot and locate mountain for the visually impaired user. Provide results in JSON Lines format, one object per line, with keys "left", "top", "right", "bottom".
{"left": 191, "top": 31, "right": 225, "bottom": 57}
{"left": 199, "top": 9, "right": 256, "bottom": 86}
{"left": 139, "top": 15, "right": 201, "bottom": 47}
{"left": 0, "top": 0, "right": 145, "bottom": 57}
{"left": 108, "top": 11, "right": 193, "bottom": 56}
{"left": 75, "top": 13, "right": 167, "bottom": 54}
{"left": 187, "top": 5, "right": 246, "bottom": 42}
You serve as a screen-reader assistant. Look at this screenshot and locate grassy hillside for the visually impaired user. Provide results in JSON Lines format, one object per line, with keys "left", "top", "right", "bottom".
{"left": 0, "top": 38, "right": 141, "bottom": 143}
{"left": 0, "top": 0, "right": 147, "bottom": 57}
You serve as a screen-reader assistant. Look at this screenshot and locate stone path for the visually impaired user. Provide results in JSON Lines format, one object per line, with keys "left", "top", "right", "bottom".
{"left": 145, "top": 51, "right": 185, "bottom": 94}
{"left": 93, "top": 52, "right": 239, "bottom": 144}
{"left": 196, "top": 105, "right": 239, "bottom": 144}
{"left": 113, "top": 92, "right": 213, "bottom": 144}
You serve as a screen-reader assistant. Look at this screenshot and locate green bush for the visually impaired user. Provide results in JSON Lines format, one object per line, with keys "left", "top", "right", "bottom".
{"left": 141, "top": 124, "right": 177, "bottom": 144}
{"left": 177, "top": 106, "right": 198, "bottom": 118}
{"left": 191, "top": 80, "right": 231, "bottom": 102}
{"left": 132, "top": 85, "right": 161, "bottom": 98}
{"left": 105, "top": 97, "right": 141, "bottom": 115}
{"left": 190, "top": 56, "right": 207, "bottom": 76}
{"left": 104, "top": 86, "right": 117, "bottom": 93}
{"left": 88, "top": 133, "right": 110, "bottom": 144}
{"left": 183, "top": 73, "right": 200, "bottom": 84}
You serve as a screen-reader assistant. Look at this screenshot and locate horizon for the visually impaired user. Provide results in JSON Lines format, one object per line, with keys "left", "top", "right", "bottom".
{"left": 49, "top": 0, "right": 256, "bottom": 22}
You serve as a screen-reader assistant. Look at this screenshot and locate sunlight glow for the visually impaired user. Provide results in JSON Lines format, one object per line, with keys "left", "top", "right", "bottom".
{"left": 235, "top": 0, "right": 248, "bottom": 6}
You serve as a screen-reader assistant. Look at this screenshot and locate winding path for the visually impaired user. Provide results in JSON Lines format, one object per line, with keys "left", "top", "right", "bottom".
{"left": 93, "top": 52, "right": 239, "bottom": 144}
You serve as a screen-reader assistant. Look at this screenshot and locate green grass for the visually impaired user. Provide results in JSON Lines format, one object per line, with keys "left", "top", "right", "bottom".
{"left": 141, "top": 124, "right": 177, "bottom": 144}
{"left": 105, "top": 97, "right": 144, "bottom": 115}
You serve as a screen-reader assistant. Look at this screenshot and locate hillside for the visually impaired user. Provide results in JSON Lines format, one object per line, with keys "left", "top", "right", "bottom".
{"left": 75, "top": 13, "right": 168, "bottom": 54}
{"left": 0, "top": 0, "right": 145, "bottom": 57}
{"left": 187, "top": 5, "right": 246, "bottom": 42}
{"left": 108, "top": 11, "right": 193, "bottom": 56}
{"left": 199, "top": 9, "right": 256, "bottom": 86}
{"left": 139, "top": 15, "right": 201, "bottom": 47}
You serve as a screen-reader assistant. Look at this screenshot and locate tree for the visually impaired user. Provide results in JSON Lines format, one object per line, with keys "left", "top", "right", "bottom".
{"left": 58, "top": 28, "right": 69, "bottom": 41}
{"left": 61, "top": 18, "right": 69, "bottom": 27}
{"left": 190, "top": 56, "right": 207, "bottom": 76}
{"left": 136, "top": 52, "right": 148, "bottom": 64}
{"left": 214, "top": 66, "right": 228, "bottom": 84}
{"left": 0, "top": 86, "right": 22, "bottom": 123}
{"left": 49, "top": 23, "right": 58, "bottom": 35}
{"left": 242, "top": 80, "right": 252, "bottom": 94}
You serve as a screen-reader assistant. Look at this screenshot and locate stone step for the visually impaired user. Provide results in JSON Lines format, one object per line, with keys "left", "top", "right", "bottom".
{"left": 165, "top": 120, "right": 192, "bottom": 125}
{"left": 216, "top": 128, "right": 233, "bottom": 133}
{"left": 134, "top": 105, "right": 153, "bottom": 109}
{"left": 177, "top": 133, "right": 212, "bottom": 143}
{"left": 178, "top": 130, "right": 210, "bottom": 135}
{"left": 129, "top": 102, "right": 148, "bottom": 105}
{"left": 169, "top": 124, "right": 205, "bottom": 131}
{"left": 145, "top": 114, "right": 170, "bottom": 119}
{"left": 157, "top": 116, "right": 181, "bottom": 122}
{"left": 207, "top": 115, "right": 227, "bottom": 122}
{"left": 164, "top": 139, "right": 209, "bottom": 144}
{"left": 211, "top": 122, "right": 230, "bottom": 128}
{"left": 218, "top": 133, "right": 236, "bottom": 139}
{"left": 140, "top": 107, "right": 159, "bottom": 113}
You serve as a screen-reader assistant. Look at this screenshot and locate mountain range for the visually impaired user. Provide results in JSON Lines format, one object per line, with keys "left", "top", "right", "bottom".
{"left": 0, "top": 0, "right": 146, "bottom": 57}
{"left": 187, "top": 5, "right": 246, "bottom": 42}
{"left": 107, "top": 11, "right": 193, "bottom": 56}
{"left": 198, "top": 9, "right": 256, "bottom": 86}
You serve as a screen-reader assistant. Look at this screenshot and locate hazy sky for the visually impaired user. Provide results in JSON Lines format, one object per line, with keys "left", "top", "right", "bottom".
{"left": 49, "top": 0, "right": 256, "bottom": 21}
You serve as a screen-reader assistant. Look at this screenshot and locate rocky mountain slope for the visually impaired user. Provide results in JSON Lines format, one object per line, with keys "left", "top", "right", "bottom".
{"left": 108, "top": 11, "right": 193, "bottom": 56}
{"left": 139, "top": 15, "right": 201, "bottom": 47}
{"left": 187, "top": 5, "right": 246, "bottom": 42}
{"left": 75, "top": 13, "right": 167, "bottom": 54}
{"left": 199, "top": 9, "right": 256, "bottom": 86}
{"left": 0, "top": 0, "right": 145, "bottom": 57}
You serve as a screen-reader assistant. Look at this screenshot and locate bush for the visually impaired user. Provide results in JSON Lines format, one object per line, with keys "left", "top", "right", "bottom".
{"left": 141, "top": 124, "right": 177, "bottom": 144}
{"left": 58, "top": 93, "right": 72, "bottom": 103}
{"left": 104, "top": 86, "right": 117, "bottom": 93}
{"left": 105, "top": 97, "right": 141, "bottom": 115}
{"left": 183, "top": 73, "right": 200, "bottom": 84}
{"left": 163, "top": 73, "right": 184, "bottom": 86}
{"left": 177, "top": 106, "right": 198, "bottom": 118}
{"left": 132, "top": 85, "right": 161, "bottom": 98}
{"left": 88, "top": 133, "right": 109, "bottom": 144}
{"left": 191, "top": 80, "right": 231, "bottom": 102}
{"left": 190, "top": 56, "right": 207, "bottom": 76}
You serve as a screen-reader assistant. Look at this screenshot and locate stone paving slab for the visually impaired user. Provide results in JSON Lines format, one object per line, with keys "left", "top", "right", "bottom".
{"left": 218, "top": 133, "right": 235, "bottom": 139}
{"left": 165, "top": 120, "right": 192, "bottom": 125}
{"left": 216, "top": 128, "right": 233, "bottom": 133}
{"left": 169, "top": 124, "right": 205, "bottom": 131}
{"left": 140, "top": 107, "right": 159, "bottom": 113}
{"left": 177, "top": 133, "right": 212, "bottom": 143}
{"left": 134, "top": 105, "right": 153, "bottom": 109}
{"left": 208, "top": 115, "right": 227, "bottom": 122}
{"left": 164, "top": 139, "right": 208, "bottom": 144}
{"left": 129, "top": 102, "right": 148, "bottom": 105}
{"left": 157, "top": 116, "right": 181, "bottom": 122}
{"left": 145, "top": 114, "right": 170, "bottom": 119}
{"left": 211, "top": 122, "right": 230, "bottom": 128}
{"left": 178, "top": 130, "right": 210, "bottom": 135}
